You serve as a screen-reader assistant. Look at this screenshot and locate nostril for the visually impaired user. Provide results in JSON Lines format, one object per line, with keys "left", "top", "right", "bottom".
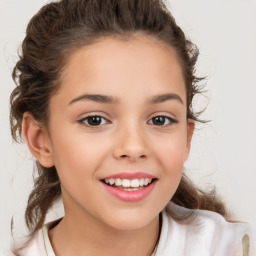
{"left": 120, "top": 154, "right": 146, "bottom": 159}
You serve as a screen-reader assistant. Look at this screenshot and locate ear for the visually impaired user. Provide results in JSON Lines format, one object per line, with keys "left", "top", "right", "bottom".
{"left": 22, "top": 112, "right": 54, "bottom": 168}
{"left": 184, "top": 119, "right": 195, "bottom": 161}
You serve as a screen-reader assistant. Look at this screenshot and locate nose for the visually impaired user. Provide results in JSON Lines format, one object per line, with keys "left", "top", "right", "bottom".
{"left": 113, "top": 123, "right": 149, "bottom": 162}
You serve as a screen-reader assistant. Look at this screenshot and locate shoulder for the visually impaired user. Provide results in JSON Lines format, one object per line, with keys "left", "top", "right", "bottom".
{"left": 12, "top": 218, "right": 61, "bottom": 256}
{"left": 13, "top": 229, "right": 47, "bottom": 256}
{"left": 156, "top": 202, "right": 256, "bottom": 256}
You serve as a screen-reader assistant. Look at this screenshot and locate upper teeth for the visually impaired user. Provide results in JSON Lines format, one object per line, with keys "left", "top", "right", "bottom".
{"left": 104, "top": 178, "right": 153, "bottom": 187}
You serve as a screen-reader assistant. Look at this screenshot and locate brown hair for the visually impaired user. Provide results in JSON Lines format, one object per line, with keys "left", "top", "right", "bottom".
{"left": 10, "top": 0, "right": 228, "bottom": 238}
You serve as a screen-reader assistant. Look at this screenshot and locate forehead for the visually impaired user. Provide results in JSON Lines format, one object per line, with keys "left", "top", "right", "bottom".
{"left": 57, "top": 35, "right": 186, "bottom": 103}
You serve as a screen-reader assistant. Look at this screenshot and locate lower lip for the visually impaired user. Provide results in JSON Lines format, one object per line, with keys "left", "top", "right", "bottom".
{"left": 101, "top": 181, "right": 156, "bottom": 202}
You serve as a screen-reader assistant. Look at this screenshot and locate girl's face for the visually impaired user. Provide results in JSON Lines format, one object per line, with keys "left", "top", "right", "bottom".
{"left": 44, "top": 36, "right": 194, "bottom": 230}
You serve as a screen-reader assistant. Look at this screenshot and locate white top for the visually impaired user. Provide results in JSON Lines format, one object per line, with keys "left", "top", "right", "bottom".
{"left": 14, "top": 203, "right": 256, "bottom": 256}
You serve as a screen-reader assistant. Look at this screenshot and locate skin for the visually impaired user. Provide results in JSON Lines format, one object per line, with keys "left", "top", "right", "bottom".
{"left": 22, "top": 35, "right": 194, "bottom": 256}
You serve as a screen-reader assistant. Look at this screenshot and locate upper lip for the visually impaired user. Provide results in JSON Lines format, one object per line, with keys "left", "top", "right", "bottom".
{"left": 101, "top": 172, "right": 157, "bottom": 180}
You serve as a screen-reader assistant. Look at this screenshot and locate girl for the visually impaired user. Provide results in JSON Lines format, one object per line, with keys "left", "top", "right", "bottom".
{"left": 9, "top": 0, "right": 256, "bottom": 255}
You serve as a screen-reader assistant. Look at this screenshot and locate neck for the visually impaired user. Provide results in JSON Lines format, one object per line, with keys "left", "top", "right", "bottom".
{"left": 49, "top": 208, "right": 161, "bottom": 256}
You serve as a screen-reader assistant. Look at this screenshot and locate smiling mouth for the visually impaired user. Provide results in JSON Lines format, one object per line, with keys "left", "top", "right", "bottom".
{"left": 101, "top": 178, "right": 157, "bottom": 191}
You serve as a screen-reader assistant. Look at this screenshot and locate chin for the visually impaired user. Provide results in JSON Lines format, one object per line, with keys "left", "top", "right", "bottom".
{"left": 101, "top": 208, "right": 160, "bottom": 231}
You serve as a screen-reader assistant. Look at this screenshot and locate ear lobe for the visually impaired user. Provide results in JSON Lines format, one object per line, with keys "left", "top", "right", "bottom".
{"left": 22, "top": 112, "right": 54, "bottom": 168}
{"left": 184, "top": 119, "right": 195, "bottom": 161}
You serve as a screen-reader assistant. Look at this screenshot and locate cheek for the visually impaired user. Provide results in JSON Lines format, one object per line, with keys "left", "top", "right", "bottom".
{"left": 50, "top": 127, "right": 112, "bottom": 191}
{"left": 51, "top": 134, "right": 103, "bottom": 174}
{"left": 50, "top": 135, "right": 103, "bottom": 202}
{"left": 157, "top": 143, "right": 185, "bottom": 181}
{"left": 154, "top": 130, "right": 187, "bottom": 168}
{"left": 152, "top": 131, "right": 187, "bottom": 191}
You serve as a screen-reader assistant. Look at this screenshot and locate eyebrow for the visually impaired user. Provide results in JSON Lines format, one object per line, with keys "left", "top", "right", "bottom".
{"left": 69, "top": 93, "right": 184, "bottom": 105}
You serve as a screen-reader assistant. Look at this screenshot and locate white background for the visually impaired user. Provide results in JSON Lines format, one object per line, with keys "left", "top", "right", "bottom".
{"left": 0, "top": 0, "right": 255, "bottom": 252}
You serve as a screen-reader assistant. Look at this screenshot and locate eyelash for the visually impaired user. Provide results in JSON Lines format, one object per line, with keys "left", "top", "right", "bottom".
{"left": 78, "top": 115, "right": 178, "bottom": 128}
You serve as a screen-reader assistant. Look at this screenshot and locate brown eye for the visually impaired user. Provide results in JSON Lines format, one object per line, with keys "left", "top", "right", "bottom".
{"left": 149, "top": 116, "right": 178, "bottom": 126}
{"left": 79, "top": 115, "right": 108, "bottom": 126}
